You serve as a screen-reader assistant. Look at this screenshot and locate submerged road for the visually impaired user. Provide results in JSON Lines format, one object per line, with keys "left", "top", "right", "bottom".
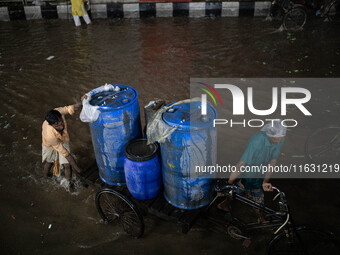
{"left": 0, "top": 17, "right": 339, "bottom": 254}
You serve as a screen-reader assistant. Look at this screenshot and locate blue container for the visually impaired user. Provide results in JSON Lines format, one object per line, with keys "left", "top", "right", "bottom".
{"left": 89, "top": 85, "right": 142, "bottom": 186}
{"left": 124, "top": 139, "right": 162, "bottom": 200}
{"left": 161, "top": 102, "right": 217, "bottom": 209}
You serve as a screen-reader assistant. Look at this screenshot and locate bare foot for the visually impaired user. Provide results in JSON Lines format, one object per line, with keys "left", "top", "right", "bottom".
{"left": 69, "top": 182, "right": 75, "bottom": 193}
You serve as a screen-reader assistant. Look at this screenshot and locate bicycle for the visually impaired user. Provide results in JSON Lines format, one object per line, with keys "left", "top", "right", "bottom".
{"left": 269, "top": 0, "right": 340, "bottom": 30}
{"left": 320, "top": 0, "right": 340, "bottom": 21}
{"left": 211, "top": 180, "right": 338, "bottom": 254}
{"left": 305, "top": 124, "right": 340, "bottom": 163}
{"left": 79, "top": 163, "right": 339, "bottom": 254}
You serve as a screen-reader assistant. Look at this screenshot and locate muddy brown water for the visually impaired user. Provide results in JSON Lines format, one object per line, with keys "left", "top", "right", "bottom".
{"left": 0, "top": 17, "right": 339, "bottom": 254}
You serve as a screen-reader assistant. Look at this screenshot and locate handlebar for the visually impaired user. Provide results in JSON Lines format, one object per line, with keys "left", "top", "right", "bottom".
{"left": 272, "top": 186, "right": 280, "bottom": 193}
{"left": 214, "top": 180, "right": 238, "bottom": 192}
{"left": 215, "top": 184, "right": 238, "bottom": 192}
{"left": 215, "top": 181, "right": 285, "bottom": 202}
{"left": 215, "top": 180, "right": 282, "bottom": 194}
{"left": 215, "top": 180, "right": 290, "bottom": 235}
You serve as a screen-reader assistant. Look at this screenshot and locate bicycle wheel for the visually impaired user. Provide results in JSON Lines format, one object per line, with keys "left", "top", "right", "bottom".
{"left": 305, "top": 126, "right": 340, "bottom": 163}
{"left": 267, "top": 227, "right": 338, "bottom": 255}
{"left": 326, "top": 0, "right": 340, "bottom": 21}
{"left": 95, "top": 188, "right": 144, "bottom": 238}
{"left": 283, "top": 6, "right": 307, "bottom": 30}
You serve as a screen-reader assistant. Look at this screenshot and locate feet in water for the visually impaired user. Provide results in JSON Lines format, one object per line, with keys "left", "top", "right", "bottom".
{"left": 69, "top": 181, "right": 75, "bottom": 193}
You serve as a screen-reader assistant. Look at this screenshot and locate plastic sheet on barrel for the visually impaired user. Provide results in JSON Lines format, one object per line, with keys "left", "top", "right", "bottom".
{"left": 81, "top": 84, "right": 142, "bottom": 186}
{"left": 143, "top": 99, "right": 166, "bottom": 135}
{"left": 146, "top": 98, "right": 201, "bottom": 144}
{"left": 80, "top": 84, "right": 116, "bottom": 122}
{"left": 147, "top": 98, "right": 217, "bottom": 209}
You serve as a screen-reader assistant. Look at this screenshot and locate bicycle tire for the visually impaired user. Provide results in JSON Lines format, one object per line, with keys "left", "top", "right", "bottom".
{"left": 326, "top": 0, "right": 340, "bottom": 21}
{"left": 304, "top": 125, "right": 340, "bottom": 163}
{"left": 283, "top": 6, "right": 307, "bottom": 30}
{"left": 95, "top": 188, "right": 145, "bottom": 238}
{"left": 267, "top": 226, "right": 338, "bottom": 255}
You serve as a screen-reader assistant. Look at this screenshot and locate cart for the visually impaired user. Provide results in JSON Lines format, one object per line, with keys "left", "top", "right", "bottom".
{"left": 79, "top": 162, "right": 205, "bottom": 239}
{"left": 78, "top": 163, "right": 338, "bottom": 254}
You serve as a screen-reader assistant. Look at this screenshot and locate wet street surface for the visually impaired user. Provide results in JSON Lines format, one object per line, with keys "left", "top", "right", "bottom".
{"left": 0, "top": 17, "right": 339, "bottom": 254}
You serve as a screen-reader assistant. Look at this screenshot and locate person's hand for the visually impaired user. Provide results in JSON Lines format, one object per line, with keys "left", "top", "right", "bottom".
{"left": 262, "top": 182, "right": 273, "bottom": 192}
{"left": 81, "top": 94, "right": 88, "bottom": 102}
{"left": 227, "top": 179, "right": 234, "bottom": 185}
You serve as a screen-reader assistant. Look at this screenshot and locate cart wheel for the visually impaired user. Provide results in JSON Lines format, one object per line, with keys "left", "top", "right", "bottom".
{"left": 95, "top": 188, "right": 144, "bottom": 238}
{"left": 305, "top": 125, "right": 340, "bottom": 163}
{"left": 283, "top": 6, "right": 307, "bottom": 30}
{"left": 266, "top": 227, "right": 338, "bottom": 255}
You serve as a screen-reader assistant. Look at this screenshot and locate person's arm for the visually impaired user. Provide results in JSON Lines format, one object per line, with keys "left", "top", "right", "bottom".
{"left": 73, "top": 103, "right": 82, "bottom": 111}
{"left": 263, "top": 139, "right": 284, "bottom": 191}
{"left": 228, "top": 161, "right": 246, "bottom": 184}
{"left": 55, "top": 94, "right": 88, "bottom": 114}
{"left": 51, "top": 142, "right": 82, "bottom": 174}
{"left": 74, "top": 94, "right": 88, "bottom": 111}
{"left": 262, "top": 159, "right": 277, "bottom": 191}
{"left": 54, "top": 105, "right": 75, "bottom": 116}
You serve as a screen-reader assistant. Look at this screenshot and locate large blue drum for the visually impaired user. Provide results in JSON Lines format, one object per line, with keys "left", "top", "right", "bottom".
{"left": 161, "top": 102, "right": 217, "bottom": 209}
{"left": 124, "top": 139, "right": 162, "bottom": 200}
{"left": 89, "top": 85, "right": 142, "bottom": 186}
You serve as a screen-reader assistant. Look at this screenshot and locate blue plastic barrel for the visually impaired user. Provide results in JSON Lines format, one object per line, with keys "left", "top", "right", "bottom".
{"left": 124, "top": 139, "right": 162, "bottom": 200}
{"left": 161, "top": 101, "right": 217, "bottom": 209}
{"left": 89, "top": 85, "right": 142, "bottom": 186}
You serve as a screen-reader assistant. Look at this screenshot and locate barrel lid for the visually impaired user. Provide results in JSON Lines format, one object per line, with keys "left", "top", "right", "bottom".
{"left": 162, "top": 102, "right": 216, "bottom": 131}
{"left": 125, "top": 139, "right": 159, "bottom": 162}
{"left": 89, "top": 84, "right": 137, "bottom": 109}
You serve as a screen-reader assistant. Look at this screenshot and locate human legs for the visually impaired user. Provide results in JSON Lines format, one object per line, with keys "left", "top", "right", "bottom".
{"left": 245, "top": 188, "right": 265, "bottom": 221}
{"left": 42, "top": 145, "right": 57, "bottom": 177}
{"left": 43, "top": 162, "right": 53, "bottom": 178}
{"left": 63, "top": 163, "right": 72, "bottom": 181}
{"left": 62, "top": 163, "right": 74, "bottom": 191}
{"left": 83, "top": 14, "right": 91, "bottom": 25}
{"left": 59, "top": 144, "right": 71, "bottom": 179}
{"left": 73, "top": 15, "right": 81, "bottom": 26}
{"left": 246, "top": 189, "right": 264, "bottom": 205}
{"left": 59, "top": 144, "right": 75, "bottom": 190}
{"left": 81, "top": 5, "right": 91, "bottom": 25}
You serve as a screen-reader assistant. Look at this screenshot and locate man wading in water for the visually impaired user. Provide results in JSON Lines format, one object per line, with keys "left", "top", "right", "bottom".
{"left": 218, "top": 120, "right": 286, "bottom": 221}
{"left": 42, "top": 96, "right": 86, "bottom": 190}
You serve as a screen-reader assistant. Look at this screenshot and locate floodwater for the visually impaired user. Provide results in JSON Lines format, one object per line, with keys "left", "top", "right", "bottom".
{"left": 0, "top": 17, "right": 340, "bottom": 254}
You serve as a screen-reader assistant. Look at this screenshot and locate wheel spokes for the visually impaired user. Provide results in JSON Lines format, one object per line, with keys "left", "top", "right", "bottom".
{"left": 120, "top": 211, "right": 142, "bottom": 236}
{"left": 100, "top": 193, "right": 120, "bottom": 222}
{"left": 96, "top": 189, "right": 144, "bottom": 238}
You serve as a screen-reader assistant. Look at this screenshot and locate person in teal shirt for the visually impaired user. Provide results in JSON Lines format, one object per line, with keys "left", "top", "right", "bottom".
{"left": 218, "top": 120, "right": 286, "bottom": 216}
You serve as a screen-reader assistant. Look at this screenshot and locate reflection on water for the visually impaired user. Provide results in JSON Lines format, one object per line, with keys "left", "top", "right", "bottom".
{"left": 0, "top": 18, "right": 339, "bottom": 254}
